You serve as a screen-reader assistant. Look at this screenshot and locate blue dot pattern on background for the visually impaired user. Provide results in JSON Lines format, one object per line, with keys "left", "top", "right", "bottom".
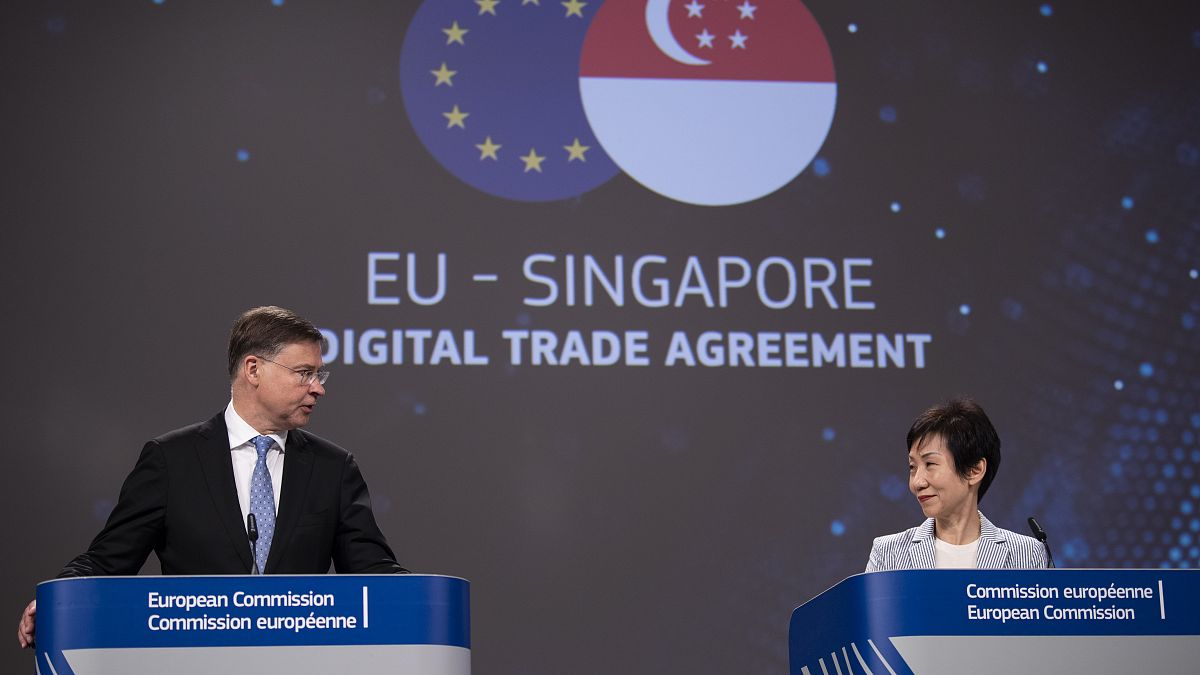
{"left": 250, "top": 435, "right": 277, "bottom": 573}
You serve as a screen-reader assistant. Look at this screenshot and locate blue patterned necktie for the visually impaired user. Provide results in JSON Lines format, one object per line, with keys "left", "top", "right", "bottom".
{"left": 249, "top": 435, "right": 277, "bottom": 573}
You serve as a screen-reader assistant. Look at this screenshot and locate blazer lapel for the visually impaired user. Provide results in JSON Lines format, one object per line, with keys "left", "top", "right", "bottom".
{"left": 266, "top": 429, "right": 314, "bottom": 573}
{"left": 976, "top": 513, "right": 1012, "bottom": 569}
{"left": 195, "top": 413, "right": 254, "bottom": 573}
{"left": 907, "top": 518, "right": 937, "bottom": 569}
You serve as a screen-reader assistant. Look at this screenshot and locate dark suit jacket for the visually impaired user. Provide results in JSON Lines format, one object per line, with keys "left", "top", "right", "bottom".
{"left": 60, "top": 412, "right": 406, "bottom": 576}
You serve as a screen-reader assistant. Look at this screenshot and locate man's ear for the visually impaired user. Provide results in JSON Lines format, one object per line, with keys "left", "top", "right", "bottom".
{"left": 241, "top": 355, "right": 261, "bottom": 384}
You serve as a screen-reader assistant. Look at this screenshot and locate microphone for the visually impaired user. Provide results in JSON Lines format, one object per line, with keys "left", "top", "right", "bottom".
{"left": 247, "top": 513, "right": 261, "bottom": 575}
{"left": 1027, "top": 517, "right": 1055, "bottom": 569}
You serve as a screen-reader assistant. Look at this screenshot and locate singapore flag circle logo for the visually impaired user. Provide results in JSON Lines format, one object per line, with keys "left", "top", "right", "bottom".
{"left": 400, "top": 0, "right": 836, "bottom": 207}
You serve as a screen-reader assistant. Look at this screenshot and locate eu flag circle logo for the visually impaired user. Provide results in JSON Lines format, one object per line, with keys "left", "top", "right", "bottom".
{"left": 400, "top": 0, "right": 836, "bottom": 207}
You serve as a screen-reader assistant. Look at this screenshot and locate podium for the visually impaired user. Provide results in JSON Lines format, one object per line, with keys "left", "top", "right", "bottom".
{"left": 789, "top": 569, "right": 1200, "bottom": 674}
{"left": 35, "top": 574, "right": 469, "bottom": 675}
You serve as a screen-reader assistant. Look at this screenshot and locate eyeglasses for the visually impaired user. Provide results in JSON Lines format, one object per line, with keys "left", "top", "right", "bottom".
{"left": 257, "top": 356, "right": 330, "bottom": 386}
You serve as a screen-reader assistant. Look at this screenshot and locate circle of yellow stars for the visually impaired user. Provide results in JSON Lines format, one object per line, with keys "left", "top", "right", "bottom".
{"left": 430, "top": 0, "right": 594, "bottom": 174}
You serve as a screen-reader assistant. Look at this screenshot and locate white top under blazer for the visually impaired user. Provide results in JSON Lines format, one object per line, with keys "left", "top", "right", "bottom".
{"left": 865, "top": 512, "right": 1049, "bottom": 571}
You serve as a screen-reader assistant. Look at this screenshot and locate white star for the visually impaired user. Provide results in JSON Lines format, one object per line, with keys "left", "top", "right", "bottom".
{"left": 683, "top": 0, "right": 704, "bottom": 18}
{"left": 736, "top": 1, "right": 756, "bottom": 19}
{"left": 728, "top": 29, "right": 748, "bottom": 49}
{"left": 696, "top": 29, "right": 714, "bottom": 48}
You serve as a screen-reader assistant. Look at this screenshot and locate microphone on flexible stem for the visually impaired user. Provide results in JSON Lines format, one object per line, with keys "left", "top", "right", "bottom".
{"left": 247, "top": 513, "right": 261, "bottom": 575}
{"left": 1027, "top": 517, "right": 1055, "bottom": 569}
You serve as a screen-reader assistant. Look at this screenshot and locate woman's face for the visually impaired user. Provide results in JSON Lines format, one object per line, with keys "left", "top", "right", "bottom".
{"left": 908, "top": 434, "right": 982, "bottom": 521}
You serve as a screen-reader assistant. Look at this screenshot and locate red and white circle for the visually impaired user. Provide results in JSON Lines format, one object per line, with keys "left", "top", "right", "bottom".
{"left": 580, "top": 0, "right": 837, "bottom": 206}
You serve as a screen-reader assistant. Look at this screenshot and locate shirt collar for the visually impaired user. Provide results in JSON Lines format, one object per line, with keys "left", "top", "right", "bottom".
{"left": 224, "top": 401, "right": 287, "bottom": 453}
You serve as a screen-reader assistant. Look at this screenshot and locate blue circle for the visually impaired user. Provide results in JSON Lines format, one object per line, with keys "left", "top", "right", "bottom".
{"left": 879, "top": 475, "right": 906, "bottom": 500}
{"left": 1145, "top": 229, "right": 1159, "bottom": 243}
{"left": 935, "top": 227, "right": 946, "bottom": 239}
{"left": 1139, "top": 362, "right": 1154, "bottom": 378}
{"left": 399, "top": 0, "right": 619, "bottom": 202}
{"left": 812, "top": 157, "right": 830, "bottom": 177}
{"left": 1121, "top": 196, "right": 1134, "bottom": 209}
{"left": 879, "top": 106, "right": 897, "bottom": 123}
{"left": 1114, "top": 379, "right": 1125, "bottom": 391}
{"left": 1036, "top": 61, "right": 1048, "bottom": 74}
{"left": 958, "top": 304, "right": 971, "bottom": 316}
{"left": 830, "top": 520, "right": 846, "bottom": 536}
{"left": 1039, "top": 4, "right": 1053, "bottom": 17}
{"left": 848, "top": 23, "right": 858, "bottom": 34}
{"left": 821, "top": 427, "right": 836, "bottom": 442}
{"left": 889, "top": 201, "right": 901, "bottom": 213}
{"left": 236, "top": 149, "right": 251, "bottom": 162}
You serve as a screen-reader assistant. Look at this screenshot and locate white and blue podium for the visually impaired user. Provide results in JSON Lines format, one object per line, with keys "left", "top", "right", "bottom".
{"left": 35, "top": 574, "right": 469, "bottom": 675}
{"left": 789, "top": 569, "right": 1200, "bottom": 674}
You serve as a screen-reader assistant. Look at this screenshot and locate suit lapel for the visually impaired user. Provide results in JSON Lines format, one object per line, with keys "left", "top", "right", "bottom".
{"left": 266, "top": 429, "right": 314, "bottom": 573}
{"left": 907, "top": 518, "right": 937, "bottom": 569}
{"left": 976, "top": 513, "right": 1011, "bottom": 569}
{"left": 195, "top": 413, "right": 254, "bottom": 573}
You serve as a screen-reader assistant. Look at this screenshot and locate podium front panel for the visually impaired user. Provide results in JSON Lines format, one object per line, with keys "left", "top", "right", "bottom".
{"left": 789, "top": 569, "right": 1200, "bottom": 675}
{"left": 36, "top": 574, "right": 469, "bottom": 675}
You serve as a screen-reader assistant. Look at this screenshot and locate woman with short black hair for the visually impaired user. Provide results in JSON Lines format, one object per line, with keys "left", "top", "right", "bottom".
{"left": 865, "top": 397, "right": 1048, "bottom": 571}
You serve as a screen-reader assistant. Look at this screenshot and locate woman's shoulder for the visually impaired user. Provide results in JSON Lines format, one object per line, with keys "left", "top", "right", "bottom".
{"left": 872, "top": 523, "right": 925, "bottom": 547}
{"left": 982, "top": 515, "right": 1049, "bottom": 568}
{"left": 866, "top": 520, "right": 933, "bottom": 572}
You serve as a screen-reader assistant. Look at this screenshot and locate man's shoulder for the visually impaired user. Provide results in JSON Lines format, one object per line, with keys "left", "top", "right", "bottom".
{"left": 289, "top": 428, "right": 351, "bottom": 459}
{"left": 146, "top": 413, "right": 223, "bottom": 446}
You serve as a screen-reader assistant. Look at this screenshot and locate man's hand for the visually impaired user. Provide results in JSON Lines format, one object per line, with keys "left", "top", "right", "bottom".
{"left": 17, "top": 599, "right": 35, "bottom": 648}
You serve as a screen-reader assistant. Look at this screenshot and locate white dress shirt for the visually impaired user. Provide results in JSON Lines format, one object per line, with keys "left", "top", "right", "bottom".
{"left": 225, "top": 401, "right": 285, "bottom": 522}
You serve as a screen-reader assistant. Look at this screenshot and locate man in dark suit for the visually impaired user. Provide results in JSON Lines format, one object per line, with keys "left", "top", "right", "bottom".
{"left": 17, "top": 306, "right": 405, "bottom": 648}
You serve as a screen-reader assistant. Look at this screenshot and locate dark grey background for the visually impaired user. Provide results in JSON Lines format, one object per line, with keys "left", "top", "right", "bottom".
{"left": 3, "top": 1, "right": 1199, "bottom": 672}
